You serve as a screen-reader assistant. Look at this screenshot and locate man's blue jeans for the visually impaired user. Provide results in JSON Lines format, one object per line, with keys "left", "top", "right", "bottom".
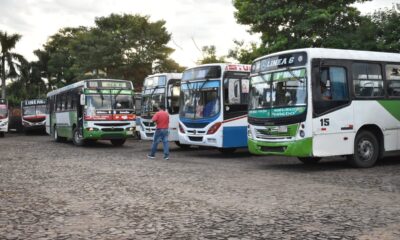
{"left": 149, "top": 129, "right": 169, "bottom": 158}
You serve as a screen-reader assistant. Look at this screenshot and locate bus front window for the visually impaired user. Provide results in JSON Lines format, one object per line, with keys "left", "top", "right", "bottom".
{"left": 180, "top": 83, "right": 220, "bottom": 119}
{"left": 36, "top": 105, "right": 46, "bottom": 115}
{"left": 86, "top": 95, "right": 112, "bottom": 115}
{"left": 114, "top": 95, "right": 133, "bottom": 109}
{"left": 0, "top": 105, "right": 7, "bottom": 119}
{"left": 249, "top": 68, "right": 307, "bottom": 110}
{"left": 141, "top": 94, "right": 165, "bottom": 114}
{"left": 23, "top": 106, "right": 36, "bottom": 116}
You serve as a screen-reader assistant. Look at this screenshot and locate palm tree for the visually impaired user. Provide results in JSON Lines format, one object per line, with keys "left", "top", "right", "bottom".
{"left": 0, "top": 31, "right": 24, "bottom": 99}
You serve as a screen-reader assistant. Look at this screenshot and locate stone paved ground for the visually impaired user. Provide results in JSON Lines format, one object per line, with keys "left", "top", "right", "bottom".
{"left": 0, "top": 133, "right": 400, "bottom": 239}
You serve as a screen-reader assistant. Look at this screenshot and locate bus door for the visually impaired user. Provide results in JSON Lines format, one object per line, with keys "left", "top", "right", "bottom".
{"left": 311, "top": 59, "right": 354, "bottom": 156}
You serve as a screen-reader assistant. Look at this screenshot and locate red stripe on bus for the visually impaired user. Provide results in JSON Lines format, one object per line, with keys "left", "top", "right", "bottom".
{"left": 222, "top": 115, "right": 247, "bottom": 123}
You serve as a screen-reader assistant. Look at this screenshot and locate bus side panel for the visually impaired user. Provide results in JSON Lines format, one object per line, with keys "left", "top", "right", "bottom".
{"left": 168, "top": 114, "right": 179, "bottom": 142}
{"left": 312, "top": 105, "right": 354, "bottom": 157}
{"left": 56, "top": 112, "right": 72, "bottom": 138}
{"left": 222, "top": 126, "right": 247, "bottom": 148}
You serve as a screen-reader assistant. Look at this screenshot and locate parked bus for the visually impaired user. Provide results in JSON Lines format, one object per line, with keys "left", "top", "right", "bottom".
{"left": 138, "top": 73, "right": 183, "bottom": 144}
{"left": 46, "top": 79, "right": 136, "bottom": 146}
{"left": 178, "top": 63, "right": 251, "bottom": 153}
{"left": 247, "top": 48, "right": 400, "bottom": 167}
{"left": 0, "top": 98, "right": 8, "bottom": 137}
{"left": 21, "top": 99, "right": 47, "bottom": 133}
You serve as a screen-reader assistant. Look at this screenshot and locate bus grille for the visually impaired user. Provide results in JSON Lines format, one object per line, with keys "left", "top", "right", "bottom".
{"left": 142, "top": 121, "right": 155, "bottom": 127}
{"left": 102, "top": 128, "right": 124, "bottom": 132}
{"left": 188, "top": 136, "right": 203, "bottom": 142}
{"left": 182, "top": 122, "right": 209, "bottom": 129}
{"left": 95, "top": 123, "right": 130, "bottom": 127}
{"left": 260, "top": 146, "right": 286, "bottom": 153}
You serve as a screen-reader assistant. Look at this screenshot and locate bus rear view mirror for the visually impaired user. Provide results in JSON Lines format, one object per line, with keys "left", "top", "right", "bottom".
{"left": 80, "top": 94, "right": 86, "bottom": 106}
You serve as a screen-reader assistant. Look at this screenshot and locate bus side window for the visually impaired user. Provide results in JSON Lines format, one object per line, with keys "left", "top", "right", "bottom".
{"left": 353, "top": 63, "right": 383, "bottom": 98}
{"left": 386, "top": 64, "right": 400, "bottom": 97}
{"left": 319, "top": 67, "right": 348, "bottom": 101}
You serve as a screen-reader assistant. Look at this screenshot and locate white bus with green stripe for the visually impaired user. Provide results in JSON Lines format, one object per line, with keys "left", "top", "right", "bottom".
{"left": 46, "top": 79, "right": 136, "bottom": 146}
{"left": 247, "top": 48, "right": 400, "bottom": 167}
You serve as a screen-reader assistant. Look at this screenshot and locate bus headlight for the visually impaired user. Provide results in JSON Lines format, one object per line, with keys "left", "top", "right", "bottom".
{"left": 247, "top": 126, "right": 253, "bottom": 139}
{"left": 299, "top": 130, "right": 305, "bottom": 138}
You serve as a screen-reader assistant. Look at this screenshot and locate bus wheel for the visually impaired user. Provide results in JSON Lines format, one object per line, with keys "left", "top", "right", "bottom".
{"left": 175, "top": 141, "right": 190, "bottom": 149}
{"left": 111, "top": 139, "right": 126, "bottom": 146}
{"left": 218, "top": 148, "right": 236, "bottom": 154}
{"left": 0, "top": 132, "right": 4, "bottom": 138}
{"left": 53, "top": 127, "right": 63, "bottom": 142}
{"left": 298, "top": 157, "right": 321, "bottom": 164}
{"left": 348, "top": 130, "right": 379, "bottom": 168}
{"left": 72, "top": 128, "right": 85, "bottom": 146}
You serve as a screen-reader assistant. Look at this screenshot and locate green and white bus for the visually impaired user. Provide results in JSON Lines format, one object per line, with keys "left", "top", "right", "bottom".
{"left": 46, "top": 79, "right": 136, "bottom": 146}
{"left": 248, "top": 48, "right": 400, "bottom": 167}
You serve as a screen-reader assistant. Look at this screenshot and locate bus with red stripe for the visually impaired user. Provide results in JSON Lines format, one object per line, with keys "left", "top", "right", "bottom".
{"left": 21, "top": 99, "right": 47, "bottom": 133}
{"left": 0, "top": 98, "right": 8, "bottom": 137}
{"left": 46, "top": 79, "right": 136, "bottom": 146}
{"left": 178, "top": 63, "right": 250, "bottom": 153}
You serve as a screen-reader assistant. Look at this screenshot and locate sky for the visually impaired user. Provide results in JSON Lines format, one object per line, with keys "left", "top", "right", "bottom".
{"left": 0, "top": 0, "right": 398, "bottom": 68}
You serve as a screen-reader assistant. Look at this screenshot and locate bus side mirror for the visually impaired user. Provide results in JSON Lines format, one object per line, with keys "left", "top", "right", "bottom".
{"left": 80, "top": 94, "right": 86, "bottom": 105}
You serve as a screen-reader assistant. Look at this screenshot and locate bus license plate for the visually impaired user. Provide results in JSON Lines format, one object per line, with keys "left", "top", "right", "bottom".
{"left": 127, "top": 131, "right": 133, "bottom": 135}
{"left": 278, "top": 126, "right": 288, "bottom": 132}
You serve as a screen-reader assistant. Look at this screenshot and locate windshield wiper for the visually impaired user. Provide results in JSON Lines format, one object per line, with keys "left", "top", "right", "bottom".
{"left": 96, "top": 87, "right": 105, "bottom": 106}
{"left": 286, "top": 67, "right": 304, "bottom": 83}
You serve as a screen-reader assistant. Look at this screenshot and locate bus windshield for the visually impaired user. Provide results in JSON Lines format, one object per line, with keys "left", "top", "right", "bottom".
{"left": 23, "top": 105, "right": 46, "bottom": 116}
{"left": 86, "top": 94, "right": 133, "bottom": 111}
{"left": 141, "top": 94, "right": 165, "bottom": 114}
{"left": 0, "top": 104, "right": 7, "bottom": 118}
{"left": 249, "top": 68, "right": 307, "bottom": 110}
{"left": 180, "top": 81, "right": 220, "bottom": 119}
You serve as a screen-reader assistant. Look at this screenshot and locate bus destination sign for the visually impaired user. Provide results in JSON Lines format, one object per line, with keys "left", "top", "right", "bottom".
{"left": 23, "top": 99, "right": 46, "bottom": 106}
{"left": 87, "top": 80, "right": 130, "bottom": 89}
{"left": 251, "top": 52, "right": 307, "bottom": 74}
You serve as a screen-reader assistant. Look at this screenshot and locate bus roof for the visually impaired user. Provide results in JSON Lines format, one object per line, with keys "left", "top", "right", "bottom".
{"left": 145, "top": 73, "right": 182, "bottom": 80}
{"left": 253, "top": 48, "right": 400, "bottom": 63}
{"left": 184, "top": 63, "right": 251, "bottom": 72}
{"left": 46, "top": 79, "right": 132, "bottom": 97}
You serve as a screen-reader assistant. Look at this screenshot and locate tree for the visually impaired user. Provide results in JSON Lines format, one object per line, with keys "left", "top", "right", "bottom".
{"left": 0, "top": 31, "right": 25, "bottom": 98}
{"left": 197, "top": 45, "right": 226, "bottom": 64}
{"left": 372, "top": 9, "right": 400, "bottom": 52}
{"left": 38, "top": 14, "right": 182, "bottom": 90}
{"left": 233, "top": 0, "right": 370, "bottom": 55}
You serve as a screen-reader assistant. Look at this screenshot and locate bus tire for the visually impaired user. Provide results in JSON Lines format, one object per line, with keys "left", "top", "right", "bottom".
{"left": 175, "top": 141, "right": 190, "bottom": 149}
{"left": 297, "top": 157, "right": 321, "bottom": 164}
{"left": 0, "top": 132, "right": 4, "bottom": 138}
{"left": 72, "top": 128, "right": 85, "bottom": 146}
{"left": 111, "top": 139, "right": 126, "bottom": 146}
{"left": 347, "top": 130, "right": 379, "bottom": 168}
{"left": 218, "top": 148, "right": 236, "bottom": 154}
{"left": 53, "top": 127, "right": 63, "bottom": 142}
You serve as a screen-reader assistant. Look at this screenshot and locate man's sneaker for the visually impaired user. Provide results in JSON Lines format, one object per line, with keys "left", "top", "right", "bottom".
{"left": 147, "top": 155, "right": 155, "bottom": 159}
{"left": 164, "top": 156, "right": 169, "bottom": 160}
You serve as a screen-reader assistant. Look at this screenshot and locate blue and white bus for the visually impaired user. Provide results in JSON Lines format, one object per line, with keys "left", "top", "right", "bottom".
{"left": 178, "top": 63, "right": 251, "bottom": 153}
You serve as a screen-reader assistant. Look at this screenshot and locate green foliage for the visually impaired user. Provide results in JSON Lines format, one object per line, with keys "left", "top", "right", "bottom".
{"left": 197, "top": 45, "right": 226, "bottom": 64}
{"left": 0, "top": 30, "right": 23, "bottom": 99}
{"left": 232, "top": 0, "right": 372, "bottom": 57}
{"left": 372, "top": 9, "right": 400, "bottom": 52}
{"left": 37, "top": 13, "right": 185, "bottom": 91}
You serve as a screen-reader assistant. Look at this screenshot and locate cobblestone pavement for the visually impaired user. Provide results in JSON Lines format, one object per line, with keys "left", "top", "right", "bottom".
{"left": 1, "top": 133, "right": 400, "bottom": 240}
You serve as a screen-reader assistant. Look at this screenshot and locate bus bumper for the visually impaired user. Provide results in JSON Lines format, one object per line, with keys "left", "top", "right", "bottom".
{"left": 248, "top": 137, "right": 313, "bottom": 157}
{"left": 0, "top": 121, "right": 8, "bottom": 132}
{"left": 83, "top": 127, "right": 136, "bottom": 140}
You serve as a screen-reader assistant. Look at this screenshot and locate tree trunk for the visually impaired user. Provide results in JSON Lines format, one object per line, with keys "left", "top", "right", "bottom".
{"left": 1, "top": 56, "right": 6, "bottom": 99}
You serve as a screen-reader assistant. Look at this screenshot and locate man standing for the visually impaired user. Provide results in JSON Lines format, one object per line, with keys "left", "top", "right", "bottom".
{"left": 148, "top": 104, "right": 170, "bottom": 160}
